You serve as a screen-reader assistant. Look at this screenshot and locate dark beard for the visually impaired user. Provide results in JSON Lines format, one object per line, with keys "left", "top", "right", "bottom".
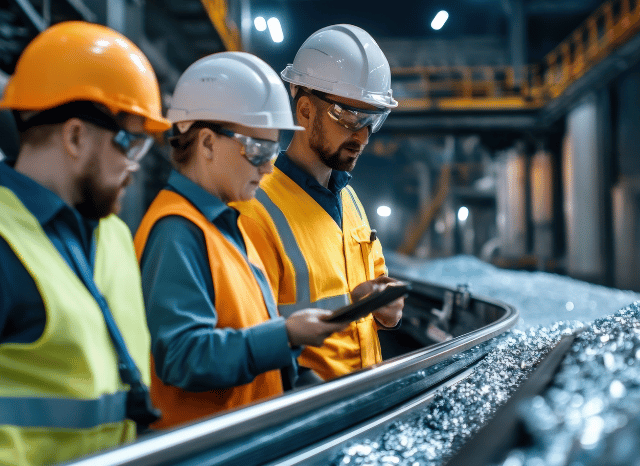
{"left": 309, "top": 113, "right": 360, "bottom": 172}
{"left": 75, "top": 157, "right": 124, "bottom": 220}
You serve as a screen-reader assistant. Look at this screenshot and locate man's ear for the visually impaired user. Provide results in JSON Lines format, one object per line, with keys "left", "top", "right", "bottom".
{"left": 60, "top": 118, "right": 87, "bottom": 160}
{"left": 297, "top": 96, "right": 313, "bottom": 129}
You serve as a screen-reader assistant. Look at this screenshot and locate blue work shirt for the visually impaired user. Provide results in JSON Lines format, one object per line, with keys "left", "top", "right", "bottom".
{"left": 0, "top": 161, "right": 97, "bottom": 344}
{"left": 139, "top": 170, "right": 298, "bottom": 392}
{"left": 275, "top": 151, "right": 351, "bottom": 226}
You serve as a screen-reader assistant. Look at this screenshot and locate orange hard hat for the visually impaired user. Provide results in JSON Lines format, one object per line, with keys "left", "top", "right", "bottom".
{"left": 0, "top": 21, "right": 170, "bottom": 133}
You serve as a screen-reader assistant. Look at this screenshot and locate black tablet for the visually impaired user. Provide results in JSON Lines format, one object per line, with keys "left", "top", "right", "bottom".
{"left": 325, "top": 283, "right": 411, "bottom": 324}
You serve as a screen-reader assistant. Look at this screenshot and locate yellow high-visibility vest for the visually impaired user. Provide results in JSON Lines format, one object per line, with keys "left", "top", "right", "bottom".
{"left": 0, "top": 187, "right": 151, "bottom": 466}
{"left": 237, "top": 168, "right": 387, "bottom": 380}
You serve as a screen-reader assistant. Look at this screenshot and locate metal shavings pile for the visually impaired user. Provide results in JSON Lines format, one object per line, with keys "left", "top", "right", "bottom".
{"left": 334, "top": 321, "right": 584, "bottom": 466}
{"left": 386, "top": 254, "right": 640, "bottom": 329}
{"left": 496, "top": 302, "right": 640, "bottom": 466}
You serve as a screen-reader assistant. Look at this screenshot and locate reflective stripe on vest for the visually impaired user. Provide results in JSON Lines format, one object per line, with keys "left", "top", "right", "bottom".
{"left": 344, "top": 186, "right": 363, "bottom": 220}
{"left": 255, "top": 188, "right": 350, "bottom": 317}
{"left": 0, "top": 392, "right": 127, "bottom": 428}
{"left": 0, "top": 189, "right": 147, "bottom": 465}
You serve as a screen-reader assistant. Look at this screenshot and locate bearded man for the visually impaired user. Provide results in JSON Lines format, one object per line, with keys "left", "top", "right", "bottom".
{"left": 236, "top": 24, "right": 405, "bottom": 383}
{"left": 0, "top": 21, "right": 170, "bottom": 465}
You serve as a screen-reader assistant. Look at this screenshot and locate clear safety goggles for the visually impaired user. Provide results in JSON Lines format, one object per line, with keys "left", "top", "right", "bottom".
{"left": 111, "top": 130, "right": 154, "bottom": 162}
{"left": 211, "top": 126, "right": 280, "bottom": 167}
{"left": 309, "top": 90, "right": 390, "bottom": 134}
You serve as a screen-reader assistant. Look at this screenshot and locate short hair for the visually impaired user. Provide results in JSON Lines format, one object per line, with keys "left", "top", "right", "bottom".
{"left": 15, "top": 102, "right": 115, "bottom": 147}
{"left": 19, "top": 122, "right": 59, "bottom": 147}
{"left": 168, "top": 124, "right": 203, "bottom": 168}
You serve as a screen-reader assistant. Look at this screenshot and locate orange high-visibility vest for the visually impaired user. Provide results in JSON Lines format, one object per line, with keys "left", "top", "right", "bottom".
{"left": 134, "top": 190, "right": 283, "bottom": 429}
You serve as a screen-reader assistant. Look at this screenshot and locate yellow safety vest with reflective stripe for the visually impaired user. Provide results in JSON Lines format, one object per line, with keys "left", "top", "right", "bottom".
{"left": 0, "top": 187, "right": 151, "bottom": 466}
{"left": 236, "top": 168, "right": 387, "bottom": 380}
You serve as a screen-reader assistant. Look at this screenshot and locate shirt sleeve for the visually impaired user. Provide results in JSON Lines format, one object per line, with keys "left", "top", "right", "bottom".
{"left": 139, "top": 215, "right": 294, "bottom": 392}
{"left": 0, "top": 236, "right": 46, "bottom": 344}
{"left": 0, "top": 237, "right": 12, "bottom": 340}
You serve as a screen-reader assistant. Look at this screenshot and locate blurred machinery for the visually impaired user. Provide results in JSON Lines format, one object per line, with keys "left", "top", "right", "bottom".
{"left": 530, "top": 145, "right": 555, "bottom": 262}
{"left": 365, "top": 0, "right": 640, "bottom": 292}
{"left": 495, "top": 142, "right": 528, "bottom": 260}
{"left": 3, "top": 0, "right": 640, "bottom": 292}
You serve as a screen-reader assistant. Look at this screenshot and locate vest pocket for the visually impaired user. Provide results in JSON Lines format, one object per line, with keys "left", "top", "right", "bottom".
{"left": 350, "top": 225, "right": 375, "bottom": 282}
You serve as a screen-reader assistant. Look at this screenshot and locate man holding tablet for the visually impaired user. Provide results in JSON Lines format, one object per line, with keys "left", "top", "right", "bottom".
{"left": 237, "top": 24, "right": 405, "bottom": 382}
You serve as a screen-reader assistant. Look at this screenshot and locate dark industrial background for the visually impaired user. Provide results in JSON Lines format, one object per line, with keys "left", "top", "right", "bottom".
{"left": 2, "top": 0, "right": 640, "bottom": 291}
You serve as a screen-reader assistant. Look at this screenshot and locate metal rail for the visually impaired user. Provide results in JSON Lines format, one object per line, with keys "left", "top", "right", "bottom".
{"left": 269, "top": 366, "right": 477, "bottom": 466}
{"left": 63, "top": 280, "right": 518, "bottom": 466}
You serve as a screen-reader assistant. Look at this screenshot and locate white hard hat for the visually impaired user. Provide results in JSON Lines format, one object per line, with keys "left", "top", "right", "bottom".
{"left": 281, "top": 24, "right": 397, "bottom": 109}
{"left": 168, "top": 51, "right": 303, "bottom": 131}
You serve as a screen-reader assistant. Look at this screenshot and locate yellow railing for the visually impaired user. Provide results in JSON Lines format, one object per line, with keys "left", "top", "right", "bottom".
{"left": 393, "top": 0, "right": 640, "bottom": 110}
{"left": 542, "top": 0, "right": 640, "bottom": 98}
{"left": 392, "top": 65, "right": 543, "bottom": 110}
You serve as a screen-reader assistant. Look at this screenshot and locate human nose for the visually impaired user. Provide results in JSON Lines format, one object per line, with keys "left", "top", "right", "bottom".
{"left": 353, "top": 125, "right": 369, "bottom": 145}
{"left": 258, "top": 160, "right": 274, "bottom": 175}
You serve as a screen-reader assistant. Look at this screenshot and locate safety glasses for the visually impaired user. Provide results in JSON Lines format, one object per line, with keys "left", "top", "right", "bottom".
{"left": 309, "top": 90, "right": 390, "bottom": 134}
{"left": 211, "top": 126, "right": 280, "bottom": 167}
{"left": 111, "top": 130, "right": 154, "bottom": 162}
{"left": 75, "top": 109, "right": 153, "bottom": 162}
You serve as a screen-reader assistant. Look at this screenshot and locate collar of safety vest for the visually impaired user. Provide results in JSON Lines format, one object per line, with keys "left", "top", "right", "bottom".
{"left": 166, "top": 170, "right": 236, "bottom": 223}
{"left": 275, "top": 151, "right": 351, "bottom": 196}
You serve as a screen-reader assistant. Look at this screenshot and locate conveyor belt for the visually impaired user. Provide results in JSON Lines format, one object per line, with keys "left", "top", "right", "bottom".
{"left": 268, "top": 365, "right": 478, "bottom": 466}
{"left": 443, "top": 332, "right": 578, "bottom": 466}
{"left": 63, "top": 279, "right": 518, "bottom": 466}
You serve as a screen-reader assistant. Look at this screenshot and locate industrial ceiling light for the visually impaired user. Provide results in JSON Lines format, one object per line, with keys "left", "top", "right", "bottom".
{"left": 267, "top": 17, "right": 284, "bottom": 43}
{"left": 377, "top": 205, "right": 392, "bottom": 217}
{"left": 431, "top": 10, "right": 449, "bottom": 30}
{"left": 254, "top": 16, "right": 267, "bottom": 32}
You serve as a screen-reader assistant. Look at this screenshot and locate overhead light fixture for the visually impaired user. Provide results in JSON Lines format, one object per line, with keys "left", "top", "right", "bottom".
{"left": 267, "top": 17, "right": 284, "bottom": 43}
{"left": 377, "top": 205, "right": 392, "bottom": 217}
{"left": 431, "top": 10, "right": 449, "bottom": 30}
{"left": 457, "top": 206, "right": 469, "bottom": 222}
{"left": 254, "top": 16, "right": 267, "bottom": 32}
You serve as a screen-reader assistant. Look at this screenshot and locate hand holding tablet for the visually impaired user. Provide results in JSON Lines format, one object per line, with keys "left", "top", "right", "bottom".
{"left": 324, "top": 282, "right": 411, "bottom": 324}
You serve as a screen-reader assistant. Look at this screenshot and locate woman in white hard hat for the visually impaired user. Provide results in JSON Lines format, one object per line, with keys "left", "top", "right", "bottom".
{"left": 134, "top": 52, "right": 348, "bottom": 429}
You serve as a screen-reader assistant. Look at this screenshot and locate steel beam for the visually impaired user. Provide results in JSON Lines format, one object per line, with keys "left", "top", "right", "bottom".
{"left": 12, "top": 0, "right": 46, "bottom": 32}
{"left": 542, "top": 31, "right": 640, "bottom": 126}
{"left": 383, "top": 111, "right": 541, "bottom": 133}
{"left": 64, "top": 0, "right": 98, "bottom": 22}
